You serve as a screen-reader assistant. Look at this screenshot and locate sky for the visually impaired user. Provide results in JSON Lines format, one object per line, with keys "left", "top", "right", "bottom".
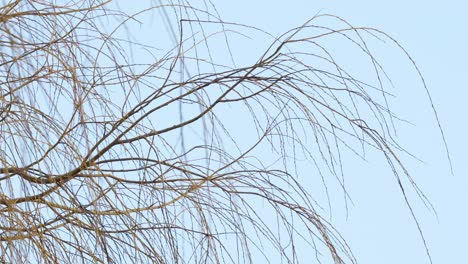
{"left": 1, "top": 1, "right": 465, "bottom": 263}
{"left": 215, "top": 1, "right": 467, "bottom": 263}
{"left": 114, "top": 1, "right": 467, "bottom": 263}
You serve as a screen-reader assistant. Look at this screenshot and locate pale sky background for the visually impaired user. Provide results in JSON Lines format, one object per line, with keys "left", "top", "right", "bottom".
{"left": 117, "top": 1, "right": 466, "bottom": 263}
{"left": 216, "top": 1, "right": 467, "bottom": 263}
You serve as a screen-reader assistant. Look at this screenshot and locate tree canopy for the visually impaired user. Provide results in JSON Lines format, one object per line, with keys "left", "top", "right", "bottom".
{"left": 0, "top": 1, "right": 449, "bottom": 263}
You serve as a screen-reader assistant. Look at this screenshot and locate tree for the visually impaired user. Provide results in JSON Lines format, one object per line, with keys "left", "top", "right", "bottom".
{"left": 0, "top": 1, "right": 449, "bottom": 263}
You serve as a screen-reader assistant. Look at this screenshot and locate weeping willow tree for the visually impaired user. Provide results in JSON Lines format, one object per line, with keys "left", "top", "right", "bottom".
{"left": 0, "top": 0, "right": 450, "bottom": 263}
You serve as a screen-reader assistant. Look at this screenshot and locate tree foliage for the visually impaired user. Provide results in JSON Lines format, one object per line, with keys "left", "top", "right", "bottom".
{"left": 0, "top": 1, "right": 448, "bottom": 263}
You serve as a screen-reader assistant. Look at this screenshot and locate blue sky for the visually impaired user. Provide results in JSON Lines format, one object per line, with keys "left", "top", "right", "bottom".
{"left": 1, "top": 1, "right": 465, "bottom": 263}
{"left": 216, "top": 1, "right": 467, "bottom": 263}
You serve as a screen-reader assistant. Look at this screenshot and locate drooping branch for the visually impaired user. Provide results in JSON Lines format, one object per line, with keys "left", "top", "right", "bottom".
{"left": 0, "top": 1, "right": 445, "bottom": 263}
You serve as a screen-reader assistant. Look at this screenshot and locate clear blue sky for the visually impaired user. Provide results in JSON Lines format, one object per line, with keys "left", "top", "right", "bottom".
{"left": 117, "top": 1, "right": 466, "bottom": 263}
{"left": 216, "top": 1, "right": 467, "bottom": 263}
